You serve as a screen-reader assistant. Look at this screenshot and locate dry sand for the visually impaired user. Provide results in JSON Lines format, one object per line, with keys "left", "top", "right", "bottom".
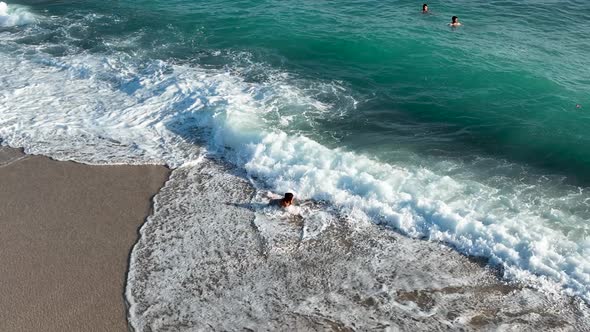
{"left": 0, "top": 147, "right": 169, "bottom": 332}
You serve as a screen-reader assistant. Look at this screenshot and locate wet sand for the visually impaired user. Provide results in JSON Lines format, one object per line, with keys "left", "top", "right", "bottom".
{"left": 0, "top": 148, "right": 169, "bottom": 332}
{"left": 127, "top": 158, "right": 590, "bottom": 331}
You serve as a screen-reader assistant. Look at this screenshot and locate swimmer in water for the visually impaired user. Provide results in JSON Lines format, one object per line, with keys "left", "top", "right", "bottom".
{"left": 269, "top": 192, "right": 295, "bottom": 208}
{"left": 422, "top": 4, "right": 428, "bottom": 13}
{"left": 449, "top": 16, "right": 461, "bottom": 27}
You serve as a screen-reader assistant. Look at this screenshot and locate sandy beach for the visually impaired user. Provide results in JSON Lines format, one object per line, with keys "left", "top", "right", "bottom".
{"left": 2, "top": 145, "right": 590, "bottom": 331}
{"left": 0, "top": 147, "right": 169, "bottom": 332}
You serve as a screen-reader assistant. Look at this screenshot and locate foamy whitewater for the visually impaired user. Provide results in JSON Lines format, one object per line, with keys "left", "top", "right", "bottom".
{"left": 2, "top": 1, "right": 590, "bottom": 330}
{"left": 0, "top": 1, "right": 34, "bottom": 27}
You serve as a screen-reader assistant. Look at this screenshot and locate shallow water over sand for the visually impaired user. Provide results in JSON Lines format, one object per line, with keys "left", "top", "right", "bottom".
{"left": 126, "top": 159, "right": 590, "bottom": 331}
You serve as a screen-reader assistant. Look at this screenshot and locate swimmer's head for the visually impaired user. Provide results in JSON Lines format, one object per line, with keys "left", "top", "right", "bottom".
{"left": 283, "top": 193, "right": 294, "bottom": 206}
{"left": 422, "top": 4, "right": 428, "bottom": 12}
{"left": 452, "top": 16, "right": 459, "bottom": 24}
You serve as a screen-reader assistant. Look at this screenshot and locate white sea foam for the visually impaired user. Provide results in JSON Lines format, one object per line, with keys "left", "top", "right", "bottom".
{"left": 0, "top": 2, "right": 36, "bottom": 27}
{"left": 1, "top": 36, "right": 590, "bottom": 305}
{"left": 127, "top": 159, "right": 590, "bottom": 330}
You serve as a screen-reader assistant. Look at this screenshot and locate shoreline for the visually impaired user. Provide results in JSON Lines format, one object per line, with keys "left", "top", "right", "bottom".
{"left": 0, "top": 147, "right": 170, "bottom": 332}
{"left": 127, "top": 157, "right": 590, "bottom": 331}
{"left": 2, "top": 146, "right": 589, "bottom": 330}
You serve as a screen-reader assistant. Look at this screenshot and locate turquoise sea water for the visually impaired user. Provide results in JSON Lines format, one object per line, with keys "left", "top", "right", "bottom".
{"left": 17, "top": 0, "right": 590, "bottom": 181}
{"left": 2, "top": 0, "right": 590, "bottom": 308}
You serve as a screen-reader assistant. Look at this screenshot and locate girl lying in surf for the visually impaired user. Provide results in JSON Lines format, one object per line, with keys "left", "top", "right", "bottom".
{"left": 268, "top": 192, "right": 295, "bottom": 208}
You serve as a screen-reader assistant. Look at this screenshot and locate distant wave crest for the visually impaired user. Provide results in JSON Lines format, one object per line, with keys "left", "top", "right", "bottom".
{"left": 0, "top": 2, "right": 36, "bottom": 27}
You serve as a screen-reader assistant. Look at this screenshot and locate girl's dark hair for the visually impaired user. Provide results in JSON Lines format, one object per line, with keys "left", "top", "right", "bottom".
{"left": 285, "top": 193, "right": 294, "bottom": 200}
{"left": 452, "top": 16, "right": 458, "bottom": 21}
{"left": 423, "top": 4, "right": 427, "bottom": 8}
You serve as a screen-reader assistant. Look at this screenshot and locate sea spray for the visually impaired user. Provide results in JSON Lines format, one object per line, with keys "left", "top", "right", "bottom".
{"left": 0, "top": 2, "right": 36, "bottom": 27}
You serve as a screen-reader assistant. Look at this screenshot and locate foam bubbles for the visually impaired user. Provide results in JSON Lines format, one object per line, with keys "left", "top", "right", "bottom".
{"left": 0, "top": 2, "right": 36, "bottom": 27}
{"left": 126, "top": 159, "right": 590, "bottom": 331}
{"left": 237, "top": 132, "right": 590, "bottom": 302}
{"left": 1, "top": 31, "right": 590, "bottom": 304}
